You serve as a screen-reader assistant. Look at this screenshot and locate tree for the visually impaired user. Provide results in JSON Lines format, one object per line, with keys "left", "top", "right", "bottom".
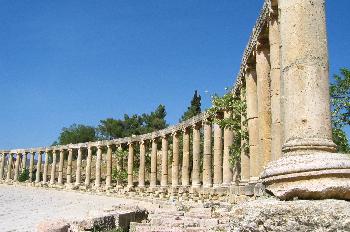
{"left": 180, "top": 90, "right": 202, "bottom": 122}
{"left": 54, "top": 124, "right": 97, "bottom": 145}
{"left": 330, "top": 68, "right": 350, "bottom": 153}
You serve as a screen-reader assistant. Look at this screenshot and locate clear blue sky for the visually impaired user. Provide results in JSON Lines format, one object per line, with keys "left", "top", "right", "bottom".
{"left": 0, "top": 0, "right": 349, "bottom": 150}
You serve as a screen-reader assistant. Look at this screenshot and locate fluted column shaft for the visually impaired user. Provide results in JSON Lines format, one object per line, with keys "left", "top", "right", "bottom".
{"left": 85, "top": 146, "right": 93, "bottom": 186}
{"left": 14, "top": 153, "right": 21, "bottom": 181}
{"left": 6, "top": 153, "right": 13, "bottom": 182}
{"left": 203, "top": 122, "right": 212, "bottom": 188}
{"left": 213, "top": 124, "right": 223, "bottom": 187}
{"left": 43, "top": 150, "right": 49, "bottom": 184}
{"left": 127, "top": 143, "right": 134, "bottom": 187}
{"left": 75, "top": 148, "right": 83, "bottom": 186}
{"left": 172, "top": 132, "right": 180, "bottom": 187}
{"left": 161, "top": 136, "right": 169, "bottom": 187}
{"left": 246, "top": 66, "right": 259, "bottom": 181}
{"left": 192, "top": 124, "right": 201, "bottom": 187}
{"left": 150, "top": 139, "right": 157, "bottom": 187}
{"left": 66, "top": 149, "right": 73, "bottom": 185}
{"left": 50, "top": 150, "right": 57, "bottom": 184}
{"left": 35, "top": 151, "right": 42, "bottom": 183}
{"left": 0, "top": 153, "right": 5, "bottom": 180}
{"left": 22, "top": 152, "right": 27, "bottom": 173}
{"left": 182, "top": 128, "right": 190, "bottom": 186}
{"left": 241, "top": 88, "right": 250, "bottom": 183}
{"left": 95, "top": 146, "right": 102, "bottom": 188}
{"left": 223, "top": 111, "right": 233, "bottom": 186}
{"left": 29, "top": 152, "right": 35, "bottom": 182}
{"left": 139, "top": 141, "right": 146, "bottom": 187}
{"left": 106, "top": 145, "right": 113, "bottom": 188}
{"left": 256, "top": 39, "right": 272, "bottom": 170}
{"left": 58, "top": 149, "right": 65, "bottom": 185}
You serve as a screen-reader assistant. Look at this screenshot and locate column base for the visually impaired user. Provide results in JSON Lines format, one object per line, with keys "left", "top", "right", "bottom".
{"left": 261, "top": 152, "right": 350, "bottom": 200}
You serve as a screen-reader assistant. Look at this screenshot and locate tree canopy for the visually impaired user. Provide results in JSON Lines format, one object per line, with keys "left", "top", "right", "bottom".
{"left": 53, "top": 124, "right": 97, "bottom": 145}
{"left": 180, "top": 90, "right": 202, "bottom": 122}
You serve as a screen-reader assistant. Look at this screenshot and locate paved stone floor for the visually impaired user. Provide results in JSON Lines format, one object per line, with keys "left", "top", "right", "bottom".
{"left": 0, "top": 184, "right": 140, "bottom": 232}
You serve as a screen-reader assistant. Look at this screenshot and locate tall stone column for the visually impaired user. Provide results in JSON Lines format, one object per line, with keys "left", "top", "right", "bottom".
{"left": 138, "top": 141, "right": 146, "bottom": 187}
{"left": 0, "top": 153, "right": 5, "bottom": 180}
{"left": 172, "top": 132, "right": 180, "bottom": 187}
{"left": 262, "top": 0, "right": 350, "bottom": 200}
{"left": 192, "top": 124, "right": 201, "bottom": 188}
{"left": 50, "top": 150, "right": 57, "bottom": 184}
{"left": 150, "top": 139, "right": 158, "bottom": 188}
{"left": 256, "top": 36, "right": 272, "bottom": 170}
{"left": 85, "top": 146, "right": 93, "bottom": 186}
{"left": 161, "top": 135, "right": 169, "bottom": 187}
{"left": 75, "top": 147, "right": 83, "bottom": 186}
{"left": 29, "top": 152, "right": 35, "bottom": 182}
{"left": 245, "top": 65, "right": 259, "bottom": 181}
{"left": 43, "top": 150, "right": 49, "bottom": 184}
{"left": 35, "top": 151, "right": 43, "bottom": 183}
{"left": 6, "top": 153, "right": 13, "bottom": 182}
{"left": 213, "top": 123, "right": 223, "bottom": 187}
{"left": 57, "top": 149, "right": 65, "bottom": 185}
{"left": 182, "top": 127, "right": 190, "bottom": 186}
{"left": 95, "top": 145, "right": 102, "bottom": 188}
{"left": 106, "top": 144, "right": 113, "bottom": 188}
{"left": 223, "top": 111, "right": 233, "bottom": 187}
{"left": 14, "top": 153, "right": 21, "bottom": 181}
{"left": 270, "top": 4, "right": 282, "bottom": 161}
{"left": 22, "top": 152, "right": 27, "bottom": 173}
{"left": 116, "top": 146, "right": 123, "bottom": 187}
{"left": 203, "top": 120, "right": 212, "bottom": 188}
{"left": 127, "top": 143, "right": 134, "bottom": 188}
{"left": 66, "top": 148, "right": 73, "bottom": 185}
{"left": 240, "top": 86, "right": 250, "bottom": 183}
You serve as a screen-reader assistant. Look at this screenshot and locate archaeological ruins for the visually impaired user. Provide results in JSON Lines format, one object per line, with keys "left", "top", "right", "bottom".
{"left": 1, "top": 0, "right": 350, "bottom": 231}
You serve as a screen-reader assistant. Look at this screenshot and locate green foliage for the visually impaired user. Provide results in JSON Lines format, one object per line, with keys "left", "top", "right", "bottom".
{"left": 98, "top": 105, "right": 168, "bottom": 139}
{"left": 208, "top": 88, "right": 248, "bottom": 166}
{"left": 55, "top": 124, "right": 97, "bottom": 145}
{"left": 112, "top": 148, "right": 128, "bottom": 184}
{"left": 330, "top": 68, "right": 350, "bottom": 153}
{"left": 18, "top": 169, "right": 30, "bottom": 182}
{"left": 180, "top": 90, "right": 202, "bottom": 122}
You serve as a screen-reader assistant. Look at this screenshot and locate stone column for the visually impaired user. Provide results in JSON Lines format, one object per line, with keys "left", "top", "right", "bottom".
{"left": 14, "top": 153, "right": 21, "bottom": 181}
{"left": 150, "top": 139, "right": 157, "bottom": 188}
{"left": 256, "top": 36, "right": 272, "bottom": 170}
{"left": 116, "top": 146, "right": 123, "bottom": 187}
{"left": 245, "top": 65, "right": 259, "bottom": 181}
{"left": 270, "top": 4, "right": 282, "bottom": 162}
{"left": 66, "top": 148, "right": 73, "bottom": 185}
{"left": 172, "top": 132, "right": 180, "bottom": 187}
{"left": 6, "top": 153, "right": 13, "bottom": 182}
{"left": 29, "top": 152, "right": 35, "bottom": 182}
{"left": 35, "top": 151, "right": 42, "bottom": 183}
{"left": 240, "top": 87, "right": 250, "bottom": 183}
{"left": 104, "top": 144, "right": 112, "bottom": 188}
{"left": 203, "top": 120, "right": 212, "bottom": 188}
{"left": 22, "top": 152, "right": 27, "bottom": 173}
{"left": 57, "top": 149, "right": 65, "bottom": 185}
{"left": 50, "top": 150, "right": 57, "bottom": 184}
{"left": 223, "top": 111, "right": 233, "bottom": 187}
{"left": 192, "top": 124, "right": 201, "bottom": 188}
{"left": 161, "top": 135, "right": 169, "bottom": 187}
{"left": 127, "top": 143, "right": 134, "bottom": 188}
{"left": 43, "top": 150, "right": 49, "bottom": 184}
{"left": 0, "top": 153, "right": 5, "bottom": 180}
{"left": 75, "top": 147, "right": 83, "bottom": 186}
{"left": 262, "top": 0, "right": 350, "bottom": 200}
{"left": 85, "top": 146, "right": 93, "bottom": 186}
{"left": 213, "top": 123, "right": 223, "bottom": 187}
{"left": 138, "top": 141, "right": 146, "bottom": 187}
{"left": 95, "top": 145, "right": 102, "bottom": 188}
{"left": 182, "top": 127, "right": 190, "bottom": 186}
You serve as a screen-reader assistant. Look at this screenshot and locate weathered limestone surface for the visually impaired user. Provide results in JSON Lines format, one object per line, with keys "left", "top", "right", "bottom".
{"left": 230, "top": 199, "right": 350, "bottom": 231}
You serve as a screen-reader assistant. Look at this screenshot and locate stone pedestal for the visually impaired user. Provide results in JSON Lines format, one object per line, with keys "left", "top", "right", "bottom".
{"left": 261, "top": 0, "right": 350, "bottom": 200}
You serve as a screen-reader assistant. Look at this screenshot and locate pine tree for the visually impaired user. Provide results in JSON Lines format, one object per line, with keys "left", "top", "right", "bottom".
{"left": 180, "top": 90, "right": 202, "bottom": 122}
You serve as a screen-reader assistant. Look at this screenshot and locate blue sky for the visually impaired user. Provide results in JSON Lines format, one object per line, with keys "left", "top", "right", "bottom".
{"left": 0, "top": 0, "right": 349, "bottom": 149}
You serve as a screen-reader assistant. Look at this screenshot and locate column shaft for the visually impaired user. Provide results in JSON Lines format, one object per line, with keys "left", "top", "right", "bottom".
{"left": 203, "top": 122, "right": 212, "bottom": 188}
{"left": 75, "top": 148, "right": 82, "bottom": 186}
{"left": 241, "top": 88, "right": 250, "bottom": 183}
{"left": 85, "top": 146, "right": 92, "bottom": 186}
{"left": 106, "top": 145, "right": 113, "bottom": 188}
{"left": 182, "top": 128, "right": 190, "bottom": 186}
{"left": 35, "top": 151, "right": 42, "bottom": 183}
{"left": 22, "top": 153, "right": 27, "bottom": 173}
{"left": 192, "top": 125, "right": 201, "bottom": 187}
{"left": 138, "top": 141, "right": 146, "bottom": 187}
{"left": 14, "top": 153, "right": 21, "bottom": 181}
{"left": 213, "top": 124, "right": 223, "bottom": 187}
{"left": 150, "top": 139, "right": 157, "bottom": 187}
{"left": 0, "top": 153, "right": 5, "bottom": 180}
{"left": 6, "top": 153, "right": 13, "bottom": 182}
{"left": 43, "top": 151, "right": 49, "bottom": 184}
{"left": 50, "top": 150, "right": 57, "bottom": 184}
{"left": 57, "top": 150, "right": 65, "bottom": 185}
{"left": 95, "top": 146, "right": 102, "bottom": 187}
{"left": 127, "top": 143, "right": 134, "bottom": 187}
{"left": 223, "top": 111, "right": 233, "bottom": 186}
{"left": 172, "top": 132, "right": 180, "bottom": 187}
{"left": 66, "top": 149, "right": 73, "bottom": 185}
{"left": 29, "top": 152, "right": 35, "bottom": 182}
{"left": 161, "top": 136, "right": 168, "bottom": 187}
